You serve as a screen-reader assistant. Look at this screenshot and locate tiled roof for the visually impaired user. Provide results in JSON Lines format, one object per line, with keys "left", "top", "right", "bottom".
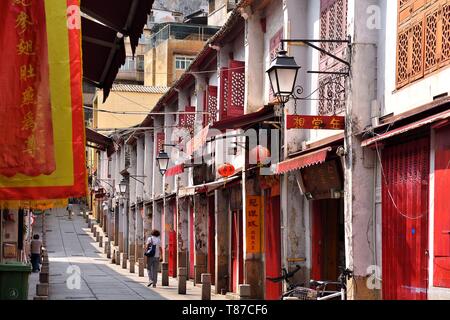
{"left": 111, "top": 84, "right": 169, "bottom": 94}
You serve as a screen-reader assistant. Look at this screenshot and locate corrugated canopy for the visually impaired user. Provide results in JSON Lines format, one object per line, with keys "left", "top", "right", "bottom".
{"left": 361, "top": 108, "right": 450, "bottom": 148}
{"left": 81, "top": 0, "right": 155, "bottom": 101}
{"left": 275, "top": 147, "right": 332, "bottom": 175}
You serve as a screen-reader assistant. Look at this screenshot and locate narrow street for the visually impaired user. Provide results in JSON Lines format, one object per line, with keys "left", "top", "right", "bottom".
{"left": 38, "top": 207, "right": 224, "bottom": 300}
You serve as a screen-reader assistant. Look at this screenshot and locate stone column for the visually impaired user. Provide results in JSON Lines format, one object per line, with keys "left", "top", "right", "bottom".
{"left": 215, "top": 189, "right": 230, "bottom": 294}
{"left": 161, "top": 262, "right": 169, "bottom": 286}
{"left": 194, "top": 194, "right": 208, "bottom": 285}
{"left": 135, "top": 207, "right": 144, "bottom": 260}
{"left": 201, "top": 273, "right": 211, "bottom": 300}
{"left": 178, "top": 267, "right": 187, "bottom": 294}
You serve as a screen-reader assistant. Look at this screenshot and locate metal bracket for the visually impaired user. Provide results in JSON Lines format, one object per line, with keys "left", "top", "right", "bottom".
{"left": 280, "top": 37, "right": 351, "bottom": 68}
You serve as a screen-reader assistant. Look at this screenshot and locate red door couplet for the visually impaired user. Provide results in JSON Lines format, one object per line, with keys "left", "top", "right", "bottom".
{"left": 381, "top": 136, "right": 429, "bottom": 300}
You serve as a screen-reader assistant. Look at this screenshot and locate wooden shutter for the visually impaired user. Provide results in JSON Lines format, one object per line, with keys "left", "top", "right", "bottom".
{"left": 442, "top": 2, "right": 450, "bottom": 64}
{"left": 156, "top": 132, "right": 165, "bottom": 153}
{"left": 433, "top": 126, "right": 450, "bottom": 288}
{"left": 219, "top": 67, "right": 229, "bottom": 120}
{"left": 424, "top": 3, "right": 442, "bottom": 74}
{"left": 179, "top": 106, "right": 196, "bottom": 136}
{"left": 395, "top": 0, "right": 450, "bottom": 88}
{"left": 227, "top": 60, "right": 245, "bottom": 118}
{"left": 203, "top": 85, "right": 218, "bottom": 126}
{"left": 319, "top": 0, "right": 347, "bottom": 60}
{"left": 409, "top": 17, "right": 425, "bottom": 81}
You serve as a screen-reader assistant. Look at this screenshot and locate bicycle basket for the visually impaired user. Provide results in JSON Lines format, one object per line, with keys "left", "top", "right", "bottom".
{"left": 283, "top": 287, "right": 318, "bottom": 300}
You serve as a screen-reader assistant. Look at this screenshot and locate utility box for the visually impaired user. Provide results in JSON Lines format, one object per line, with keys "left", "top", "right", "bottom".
{"left": 0, "top": 262, "right": 32, "bottom": 300}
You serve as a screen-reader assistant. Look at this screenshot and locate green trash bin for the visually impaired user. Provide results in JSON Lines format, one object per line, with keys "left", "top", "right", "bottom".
{"left": 0, "top": 262, "right": 32, "bottom": 300}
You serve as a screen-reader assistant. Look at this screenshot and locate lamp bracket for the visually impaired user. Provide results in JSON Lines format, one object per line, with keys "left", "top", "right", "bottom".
{"left": 280, "top": 37, "right": 352, "bottom": 68}
{"left": 129, "top": 175, "right": 145, "bottom": 185}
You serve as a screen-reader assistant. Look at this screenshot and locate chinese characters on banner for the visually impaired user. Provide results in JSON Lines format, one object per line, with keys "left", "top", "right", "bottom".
{"left": 0, "top": 0, "right": 55, "bottom": 177}
{"left": 0, "top": 0, "right": 87, "bottom": 207}
{"left": 286, "top": 115, "right": 345, "bottom": 130}
{"left": 246, "top": 195, "right": 262, "bottom": 254}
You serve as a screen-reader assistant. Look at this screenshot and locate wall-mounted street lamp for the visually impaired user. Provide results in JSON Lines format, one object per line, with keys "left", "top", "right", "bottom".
{"left": 266, "top": 50, "right": 301, "bottom": 104}
{"left": 156, "top": 150, "right": 170, "bottom": 176}
{"left": 118, "top": 178, "right": 128, "bottom": 197}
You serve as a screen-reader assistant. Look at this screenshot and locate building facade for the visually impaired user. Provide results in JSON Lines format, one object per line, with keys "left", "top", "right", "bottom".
{"left": 92, "top": 0, "right": 450, "bottom": 300}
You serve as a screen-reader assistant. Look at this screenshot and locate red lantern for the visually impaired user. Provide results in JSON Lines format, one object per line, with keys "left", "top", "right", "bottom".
{"left": 249, "top": 145, "right": 271, "bottom": 164}
{"left": 217, "top": 163, "right": 235, "bottom": 178}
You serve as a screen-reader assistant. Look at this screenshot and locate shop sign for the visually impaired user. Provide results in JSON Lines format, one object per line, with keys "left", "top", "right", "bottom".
{"left": 287, "top": 115, "right": 345, "bottom": 130}
{"left": 246, "top": 195, "right": 262, "bottom": 253}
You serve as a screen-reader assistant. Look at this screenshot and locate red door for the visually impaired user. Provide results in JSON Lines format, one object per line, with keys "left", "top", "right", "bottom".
{"left": 189, "top": 204, "right": 195, "bottom": 279}
{"left": 381, "top": 136, "right": 429, "bottom": 300}
{"left": 311, "top": 199, "right": 340, "bottom": 282}
{"left": 231, "top": 210, "right": 243, "bottom": 292}
{"left": 208, "top": 196, "right": 216, "bottom": 285}
{"left": 265, "top": 194, "right": 281, "bottom": 300}
{"left": 433, "top": 126, "right": 450, "bottom": 288}
{"left": 168, "top": 201, "right": 177, "bottom": 277}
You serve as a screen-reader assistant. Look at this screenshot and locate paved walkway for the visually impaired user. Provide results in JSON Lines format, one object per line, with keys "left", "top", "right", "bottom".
{"left": 40, "top": 207, "right": 225, "bottom": 300}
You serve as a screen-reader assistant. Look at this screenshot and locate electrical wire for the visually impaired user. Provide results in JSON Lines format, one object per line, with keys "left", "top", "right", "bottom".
{"left": 374, "top": 140, "right": 426, "bottom": 220}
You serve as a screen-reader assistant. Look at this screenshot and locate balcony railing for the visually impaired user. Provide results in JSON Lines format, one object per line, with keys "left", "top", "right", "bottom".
{"left": 146, "top": 23, "right": 220, "bottom": 50}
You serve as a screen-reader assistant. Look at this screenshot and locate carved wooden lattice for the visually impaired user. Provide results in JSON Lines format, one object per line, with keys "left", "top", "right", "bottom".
{"left": 203, "top": 85, "right": 218, "bottom": 126}
{"left": 411, "top": 20, "right": 425, "bottom": 81}
{"left": 220, "top": 67, "right": 229, "bottom": 120}
{"left": 156, "top": 132, "right": 165, "bottom": 153}
{"left": 179, "top": 106, "right": 196, "bottom": 136}
{"left": 228, "top": 60, "right": 245, "bottom": 117}
{"left": 396, "top": 0, "right": 450, "bottom": 89}
{"left": 318, "top": 72, "right": 346, "bottom": 116}
{"left": 425, "top": 8, "right": 439, "bottom": 73}
{"left": 441, "top": 3, "right": 450, "bottom": 62}
{"left": 319, "top": 0, "right": 348, "bottom": 115}
{"left": 320, "top": 0, "right": 348, "bottom": 58}
{"left": 397, "top": 28, "right": 409, "bottom": 87}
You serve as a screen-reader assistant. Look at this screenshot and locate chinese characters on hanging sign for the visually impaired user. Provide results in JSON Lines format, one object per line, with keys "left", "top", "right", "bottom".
{"left": 286, "top": 115, "right": 345, "bottom": 130}
{"left": 0, "top": 0, "right": 56, "bottom": 178}
{"left": 246, "top": 195, "right": 261, "bottom": 254}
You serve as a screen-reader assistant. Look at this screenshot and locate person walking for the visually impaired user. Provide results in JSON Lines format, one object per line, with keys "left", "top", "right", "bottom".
{"left": 67, "top": 202, "right": 73, "bottom": 220}
{"left": 30, "top": 234, "right": 42, "bottom": 272}
{"left": 145, "top": 229, "right": 162, "bottom": 288}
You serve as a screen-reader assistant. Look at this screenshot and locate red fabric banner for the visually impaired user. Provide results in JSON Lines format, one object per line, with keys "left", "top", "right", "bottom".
{"left": 0, "top": 0, "right": 87, "bottom": 205}
{"left": 0, "top": 0, "right": 55, "bottom": 177}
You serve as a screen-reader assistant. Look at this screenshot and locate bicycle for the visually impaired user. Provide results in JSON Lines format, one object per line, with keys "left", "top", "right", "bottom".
{"left": 267, "top": 266, "right": 353, "bottom": 300}
{"left": 266, "top": 265, "right": 318, "bottom": 300}
{"left": 309, "top": 268, "right": 354, "bottom": 300}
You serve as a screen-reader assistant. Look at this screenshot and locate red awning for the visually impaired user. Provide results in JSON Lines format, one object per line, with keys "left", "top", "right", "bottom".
{"left": 275, "top": 147, "right": 331, "bottom": 175}
{"left": 361, "top": 109, "right": 450, "bottom": 147}
{"left": 165, "top": 164, "right": 184, "bottom": 177}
